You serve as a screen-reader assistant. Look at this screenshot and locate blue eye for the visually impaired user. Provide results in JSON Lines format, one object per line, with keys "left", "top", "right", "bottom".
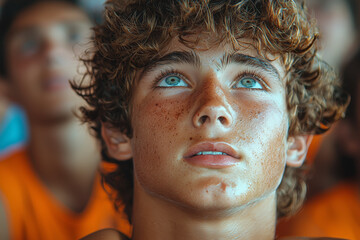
{"left": 20, "top": 38, "right": 40, "bottom": 56}
{"left": 158, "top": 75, "right": 188, "bottom": 87}
{"left": 68, "top": 31, "right": 82, "bottom": 43}
{"left": 233, "top": 77, "right": 263, "bottom": 89}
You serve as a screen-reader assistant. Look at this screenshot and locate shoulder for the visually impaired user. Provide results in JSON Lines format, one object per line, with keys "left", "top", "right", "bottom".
{"left": 0, "top": 193, "right": 10, "bottom": 240}
{"left": 80, "top": 229, "right": 130, "bottom": 240}
{"left": 279, "top": 237, "right": 349, "bottom": 240}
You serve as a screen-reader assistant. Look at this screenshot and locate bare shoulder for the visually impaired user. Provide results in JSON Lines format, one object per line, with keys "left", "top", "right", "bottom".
{"left": 279, "top": 237, "right": 349, "bottom": 240}
{"left": 0, "top": 193, "right": 10, "bottom": 240}
{"left": 80, "top": 229, "right": 130, "bottom": 240}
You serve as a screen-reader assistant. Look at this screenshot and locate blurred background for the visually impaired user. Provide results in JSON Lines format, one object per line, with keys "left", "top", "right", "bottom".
{"left": 0, "top": 0, "right": 105, "bottom": 156}
{"left": 277, "top": 0, "right": 360, "bottom": 239}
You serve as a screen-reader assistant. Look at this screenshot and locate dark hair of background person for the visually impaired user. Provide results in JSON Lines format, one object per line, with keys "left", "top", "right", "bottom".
{"left": 345, "top": 0, "right": 359, "bottom": 29}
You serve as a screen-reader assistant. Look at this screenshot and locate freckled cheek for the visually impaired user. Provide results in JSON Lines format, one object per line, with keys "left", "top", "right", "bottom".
{"left": 131, "top": 95, "right": 190, "bottom": 171}
{"left": 231, "top": 99, "right": 283, "bottom": 138}
{"left": 234, "top": 99, "right": 288, "bottom": 189}
{"left": 259, "top": 131, "right": 287, "bottom": 187}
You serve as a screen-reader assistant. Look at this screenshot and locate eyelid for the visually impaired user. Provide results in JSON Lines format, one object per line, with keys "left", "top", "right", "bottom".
{"left": 153, "top": 69, "right": 190, "bottom": 88}
{"left": 232, "top": 70, "right": 269, "bottom": 90}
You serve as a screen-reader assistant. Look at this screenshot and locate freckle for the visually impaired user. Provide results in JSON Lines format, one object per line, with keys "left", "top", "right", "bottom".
{"left": 189, "top": 137, "right": 193, "bottom": 140}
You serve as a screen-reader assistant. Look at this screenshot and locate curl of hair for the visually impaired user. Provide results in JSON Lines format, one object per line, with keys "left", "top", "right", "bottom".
{"left": 72, "top": 0, "right": 349, "bottom": 222}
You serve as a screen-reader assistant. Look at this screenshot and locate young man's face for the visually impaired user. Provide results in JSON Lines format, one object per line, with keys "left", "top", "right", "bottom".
{"left": 5, "top": 1, "right": 92, "bottom": 123}
{"left": 129, "top": 37, "right": 291, "bottom": 211}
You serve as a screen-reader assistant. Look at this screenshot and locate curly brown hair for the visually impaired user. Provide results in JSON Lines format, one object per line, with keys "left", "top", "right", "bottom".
{"left": 73, "top": 0, "right": 349, "bottom": 222}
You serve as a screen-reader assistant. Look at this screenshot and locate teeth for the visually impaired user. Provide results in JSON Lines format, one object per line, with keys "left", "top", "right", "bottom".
{"left": 195, "top": 151, "right": 228, "bottom": 156}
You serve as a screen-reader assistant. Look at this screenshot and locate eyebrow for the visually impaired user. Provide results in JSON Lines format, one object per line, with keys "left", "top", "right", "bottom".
{"left": 7, "top": 19, "right": 91, "bottom": 39}
{"left": 221, "top": 53, "right": 281, "bottom": 80}
{"left": 142, "top": 50, "right": 280, "bottom": 80}
{"left": 142, "top": 51, "right": 201, "bottom": 74}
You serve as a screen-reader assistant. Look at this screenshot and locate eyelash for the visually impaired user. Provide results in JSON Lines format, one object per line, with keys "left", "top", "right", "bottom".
{"left": 152, "top": 69, "right": 269, "bottom": 90}
{"left": 152, "top": 69, "right": 189, "bottom": 88}
{"left": 233, "top": 70, "right": 269, "bottom": 90}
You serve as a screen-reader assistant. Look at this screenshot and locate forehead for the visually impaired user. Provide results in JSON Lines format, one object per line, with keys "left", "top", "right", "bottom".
{"left": 7, "top": 1, "right": 90, "bottom": 35}
{"left": 159, "top": 35, "right": 286, "bottom": 79}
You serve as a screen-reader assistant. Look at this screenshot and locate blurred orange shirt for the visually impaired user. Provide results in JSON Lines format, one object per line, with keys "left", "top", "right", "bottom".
{"left": 277, "top": 182, "right": 360, "bottom": 240}
{"left": 0, "top": 149, "right": 131, "bottom": 240}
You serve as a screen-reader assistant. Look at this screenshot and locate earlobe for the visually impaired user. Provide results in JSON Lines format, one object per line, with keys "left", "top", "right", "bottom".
{"left": 101, "top": 124, "right": 132, "bottom": 161}
{"left": 286, "top": 135, "right": 313, "bottom": 167}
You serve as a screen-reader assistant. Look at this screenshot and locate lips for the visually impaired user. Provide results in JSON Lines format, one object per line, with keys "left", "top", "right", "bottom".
{"left": 42, "top": 75, "right": 70, "bottom": 91}
{"left": 184, "top": 142, "right": 241, "bottom": 169}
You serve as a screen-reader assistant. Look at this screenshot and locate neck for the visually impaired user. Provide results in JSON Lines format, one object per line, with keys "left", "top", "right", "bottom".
{"left": 27, "top": 117, "right": 101, "bottom": 212}
{"left": 132, "top": 182, "right": 276, "bottom": 240}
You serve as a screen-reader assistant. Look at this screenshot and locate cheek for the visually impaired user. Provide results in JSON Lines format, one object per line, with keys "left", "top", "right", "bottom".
{"left": 8, "top": 54, "right": 40, "bottom": 84}
{"left": 130, "top": 93, "right": 191, "bottom": 180}
{"left": 236, "top": 97, "right": 288, "bottom": 189}
{"left": 132, "top": 93, "right": 190, "bottom": 139}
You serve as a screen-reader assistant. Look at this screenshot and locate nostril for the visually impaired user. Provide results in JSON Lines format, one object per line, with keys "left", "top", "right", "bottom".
{"left": 200, "top": 115, "right": 208, "bottom": 124}
{"left": 218, "top": 116, "right": 226, "bottom": 124}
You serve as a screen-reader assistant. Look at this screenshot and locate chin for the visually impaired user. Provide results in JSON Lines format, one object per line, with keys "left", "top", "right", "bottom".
{"left": 172, "top": 187, "right": 251, "bottom": 213}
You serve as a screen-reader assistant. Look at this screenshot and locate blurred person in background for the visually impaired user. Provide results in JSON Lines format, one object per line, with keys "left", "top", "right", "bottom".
{"left": 308, "top": 0, "right": 358, "bottom": 71}
{"left": 303, "top": 0, "right": 359, "bottom": 198}
{"left": 0, "top": 0, "right": 130, "bottom": 239}
{"left": 277, "top": 0, "right": 360, "bottom": 238}
{"left": 0, "top": 0, "right": 28, "bottom": 156}
{"left": 277, "top": 44, "right": 360, "bottom": 240}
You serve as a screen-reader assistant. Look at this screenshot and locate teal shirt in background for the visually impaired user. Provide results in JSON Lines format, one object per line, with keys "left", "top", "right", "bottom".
{"left": 0, "top": 105, "right": 28, "bottom": 156}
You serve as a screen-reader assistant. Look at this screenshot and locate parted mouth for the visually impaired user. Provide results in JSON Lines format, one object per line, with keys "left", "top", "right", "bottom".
{"left": 43, "top": 75, "right": 70, "bottom": 90}
{"left": 184, "top": 142, "right": 240, "bottom": 159}
{"left": 193, "top": 151, "right": 229, "bottom": 156}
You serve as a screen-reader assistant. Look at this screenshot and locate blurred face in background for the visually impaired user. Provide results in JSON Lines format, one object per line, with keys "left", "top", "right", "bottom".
{"left": 307, "top": 0, "right": 357, "bottom": 69}
{"left": 5, "top": 1, "right": 92, "bottom": 124}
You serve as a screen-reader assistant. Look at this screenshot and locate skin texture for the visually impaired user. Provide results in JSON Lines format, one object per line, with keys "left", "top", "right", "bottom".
{"left": 99, "top": 36, "right": 311, "bottom": 240}
{"left": 0, "top": 2, "right": 100, "bottom": 239}
{"left": 129, "top": 39, "right": 288, "bottom": 240}
{"left": 130, "top": 39, "right": 289, "bottom": 214}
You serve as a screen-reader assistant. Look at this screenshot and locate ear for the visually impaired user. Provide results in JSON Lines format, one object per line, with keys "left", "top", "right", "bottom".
{"left": 286, "top": 135, "right": 313, "bottom": 167}
{"left": 101, "top": 124, "right": 132, "bottom": 161}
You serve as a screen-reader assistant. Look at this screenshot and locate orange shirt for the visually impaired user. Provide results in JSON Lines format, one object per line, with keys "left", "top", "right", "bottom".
{"left": 277, "top": 182, "right": 360, "bottom": 240}
{"left": 0, "top": 149, "right": 131, "bottom": 240}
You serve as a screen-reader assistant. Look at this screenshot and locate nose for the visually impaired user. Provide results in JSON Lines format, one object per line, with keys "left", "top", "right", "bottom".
{"left": 43, "top": 37, "right": 70, "bottom": 68}
{"left": 193, "top": 82, "right": 234, "bottom": 129}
